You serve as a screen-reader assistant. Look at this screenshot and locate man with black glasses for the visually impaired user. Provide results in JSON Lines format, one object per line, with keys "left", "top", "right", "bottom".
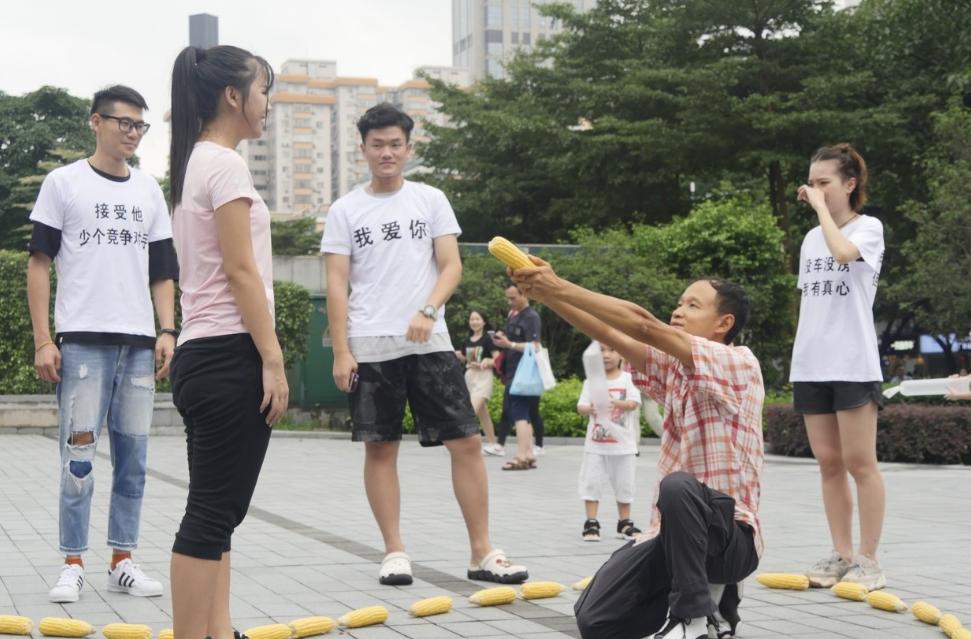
{"left": 27, "top": 85, "right": 179, "bottom": 603}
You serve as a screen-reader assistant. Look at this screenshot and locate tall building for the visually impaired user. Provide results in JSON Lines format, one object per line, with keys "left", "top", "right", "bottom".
{"left": 241, "top": 60, "right": 468, "bottom": 217}
{"left": 453, "top": 0, "right": 598, "bottom": 81}
{"left": 189, "top": 13, "right": 218, "bottom": 49}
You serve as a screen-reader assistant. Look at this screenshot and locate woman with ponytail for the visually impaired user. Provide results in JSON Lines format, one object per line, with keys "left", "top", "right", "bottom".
{"left": 167, "top": 45, "right": 286, "bottom": 639}
{"left": 790, "top": 144, "right": 888, "bottom": 591}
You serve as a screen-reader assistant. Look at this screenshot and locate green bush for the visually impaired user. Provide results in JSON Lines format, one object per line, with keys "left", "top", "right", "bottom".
{"left": 0, "top": 249, "right": 312, "bottom": 393}
{"left": 765, "top": 402, "right": 971, "bottom": 465}
{"left": 0, "top": 250, "right": 52, "bottom": 394}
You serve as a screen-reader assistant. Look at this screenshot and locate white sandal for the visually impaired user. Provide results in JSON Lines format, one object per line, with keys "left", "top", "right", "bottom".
{"left": 379, "top": 551, "right": 413, "bottom": 586}
{"left": 467, "top": 548, "right": 528, "bottom": 584}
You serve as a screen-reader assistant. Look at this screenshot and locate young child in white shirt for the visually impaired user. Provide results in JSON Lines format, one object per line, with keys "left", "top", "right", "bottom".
{"left": 576, "top": 344, "right": 642, "bottom": 541}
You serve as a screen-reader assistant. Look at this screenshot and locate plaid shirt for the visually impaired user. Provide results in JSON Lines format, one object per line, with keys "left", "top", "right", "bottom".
{"left": 630, "top": 335, "right": 765, "bottom": 557}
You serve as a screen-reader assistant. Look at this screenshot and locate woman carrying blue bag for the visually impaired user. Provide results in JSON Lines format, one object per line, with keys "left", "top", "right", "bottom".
{"left": 492, "top": 284, "right": 544, "bottom": 470}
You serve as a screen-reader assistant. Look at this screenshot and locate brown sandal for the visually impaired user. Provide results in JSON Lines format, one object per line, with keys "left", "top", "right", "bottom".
{"left": 501, "top": 459, "right": 532, "bottom": 471}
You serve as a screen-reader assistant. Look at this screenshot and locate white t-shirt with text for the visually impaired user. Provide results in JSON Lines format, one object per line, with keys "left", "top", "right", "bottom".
{"left": 578, "top": 371, "right": 641, "bottom": 455}
{"left": 29, "top": 159, "right": 171, "bottom": 338}
{"left": 320, "top": 181, "right": 461, "bottom": 339}
{"left": 790, "top": 214, "right": 884, "bottom": 382}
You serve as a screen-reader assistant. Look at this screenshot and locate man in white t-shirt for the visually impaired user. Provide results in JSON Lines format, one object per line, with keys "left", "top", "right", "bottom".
{"left": 26, "top": 85, "right": 178, "bottom": 604}
{"left": 322, "top": 103, "right": 528, "bottom": 586}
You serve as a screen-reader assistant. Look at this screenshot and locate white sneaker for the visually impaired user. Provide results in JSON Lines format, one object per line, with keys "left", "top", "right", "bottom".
{"left": 49, "top": 564, "right": 85, "bottom": 603}
{"left": 107, "top": 558, "right": 163, "bottom": 597}
{"left": 653, "top": 615, "right": 710, "bottom": 639}
{"left": 379, "top": 551, "right": 413, "bottom": 586}
{"left": 483, "top": 443, "right": 504, "bottom": 456}
{"left": 532, "top": 445, "right": 546, "bottom": 456}
{"left": 842, "top": 554, "right": 887, "bottom": 591}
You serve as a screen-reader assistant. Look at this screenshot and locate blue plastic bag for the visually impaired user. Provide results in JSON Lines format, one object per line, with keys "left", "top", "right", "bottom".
{"left": 509, "top": 343, "right": 544, "bottom": 396}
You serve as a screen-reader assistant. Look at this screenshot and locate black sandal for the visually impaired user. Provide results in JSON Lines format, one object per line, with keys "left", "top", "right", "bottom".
{"left": 617, "top": 518, "right": 641, "bottom": 539}
{"left": 582, "top": 518, "right": 601, "bottom": 541}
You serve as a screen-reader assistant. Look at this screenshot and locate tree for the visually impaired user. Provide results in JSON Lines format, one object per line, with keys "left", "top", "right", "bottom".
{"left": 0, "top": 87, "right": 94, "bottom": 249}
{"left": 889, "top": 104, "right": 971, "bottom": 373}
{"left": 271, "top": 217, "right": 322, "bottom": 256}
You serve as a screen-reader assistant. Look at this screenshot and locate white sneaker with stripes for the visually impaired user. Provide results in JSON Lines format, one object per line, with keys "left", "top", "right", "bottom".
{"left": 49, "top": 564, "right": 85, "bottom": 603}
{"left": 107, "top": 558, "right": 163, "bottom": 597}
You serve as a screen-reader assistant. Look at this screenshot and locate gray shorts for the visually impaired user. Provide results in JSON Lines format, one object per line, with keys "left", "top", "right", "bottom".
{"left": 792, "top": 381, "right": 884, "bottom": 415}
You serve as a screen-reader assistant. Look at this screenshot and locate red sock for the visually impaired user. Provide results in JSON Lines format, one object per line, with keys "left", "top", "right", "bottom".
{"left": 65, "top": 555, "right": 83, "bottom": 567}
{"left": 110, "top": 551, "right": 131, "bottom": 569}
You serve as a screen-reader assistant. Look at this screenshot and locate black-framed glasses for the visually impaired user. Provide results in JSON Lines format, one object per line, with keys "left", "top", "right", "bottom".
{"left": 98, "top": 113, "right": 151, "bottom": 135}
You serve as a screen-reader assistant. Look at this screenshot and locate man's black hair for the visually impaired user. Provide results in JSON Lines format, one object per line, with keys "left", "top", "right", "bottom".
{"left": 357, "top": 102, "right": 414, "bottom": 143}
{"left": 694, "top": 277, "right": 750, "bottom": 344}
{"left": 91, "top": 85, "right": 149, "bottom": 115}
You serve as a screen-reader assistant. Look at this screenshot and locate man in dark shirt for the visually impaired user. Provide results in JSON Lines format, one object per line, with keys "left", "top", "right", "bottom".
{"left": 492, "top": 284, "right": 544, "bottom": 468}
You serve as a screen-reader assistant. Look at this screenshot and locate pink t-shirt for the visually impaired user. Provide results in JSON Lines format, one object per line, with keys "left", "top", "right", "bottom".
{"left": 173, "top": 141, "right": 274, "bottom": 345}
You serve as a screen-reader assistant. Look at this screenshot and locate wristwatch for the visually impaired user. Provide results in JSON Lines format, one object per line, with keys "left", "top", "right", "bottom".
{"left": 420, "top": 304, "right": 437, "bottom": 320}
{"left": 159, "top": 328, "right": 179, "bottom": 338}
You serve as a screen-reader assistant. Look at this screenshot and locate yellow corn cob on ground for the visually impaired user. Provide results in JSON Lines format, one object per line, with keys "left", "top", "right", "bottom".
{"left": 337, "top": 606, "right": 388, "bottom": 629}
{"left": 831, "top": 581, "right": 868, "bottom": 601}
{"left": 520, "top": 581, "right": 565, "bottom": 600}
{"left": 0, "top": 615, "right": 33, "bottom": 635}
{"left": 39, "top": 618, "right": 96, "bottom": 637}
{"left": 243, "top": 624, "right": 293, "bottom": 639}
{"left": 864, "top": 590, "right": 908, "bottom": 613}
{"left": 488, "top": 237, "right": 534, "bottom": 270}
{"left": 941, "top": 615, "right": 965, "bottom": 639}
{"left": 469, "top": 586, "right": 517, "bottom": 606}
{"left": 408, "top": 595, "right": 453, "bottom": 618}
{"left": 952, "top": 629, "right": 971, "bottom": 639}
{"left": 572, "top": 577, "right": 592, "bottom": 591}
{"left": 158, "top": 630, "right": 173, "bottom": 639}
{"left": 911, "top": 601, "right": 942, "bottom": 625}
{"left": 102, "top": 623, "right": 152, "bottom": 639}
{"left": 756, "top": 573, "right": 810, "bottom": 591}
{"left": 287, "top": 616, "right": 336, "bottom": 637}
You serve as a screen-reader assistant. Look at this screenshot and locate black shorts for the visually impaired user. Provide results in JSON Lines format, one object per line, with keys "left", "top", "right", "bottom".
{"left": 792, "top": 381, "right": 884, "bottom": 415}
{"left": 349, "top": 351, "right": 478, "bottom": 447}
{"left": 506, "top": 391, "right": 540, "bottom": 423}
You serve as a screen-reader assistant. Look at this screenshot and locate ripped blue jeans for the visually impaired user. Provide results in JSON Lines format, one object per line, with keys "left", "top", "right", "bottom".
{"left": 57, "top": 343, "right": 155, "bottom": 554}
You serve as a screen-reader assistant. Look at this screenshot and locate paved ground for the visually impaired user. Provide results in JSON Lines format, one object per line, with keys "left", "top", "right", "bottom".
{"left": 1, "top": 432, "right": 970, "bottom": 638}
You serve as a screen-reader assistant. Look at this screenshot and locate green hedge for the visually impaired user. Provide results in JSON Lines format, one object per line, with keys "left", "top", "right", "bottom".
{"left": 0, "top": 249, "right": 312, "bottom": 394}
{"left": 765, "top": 403, "right": 971, "bottom": 465}
{"left": 404, "top": 375, "right": 655, "bottom": 439}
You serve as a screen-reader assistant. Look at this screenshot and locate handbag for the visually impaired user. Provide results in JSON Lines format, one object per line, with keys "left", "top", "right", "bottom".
{"left": 509, "top": 343, "right": 544, "bottom": 396}
{"left": 535, "top": 346, "right": 557, "bottom": 391}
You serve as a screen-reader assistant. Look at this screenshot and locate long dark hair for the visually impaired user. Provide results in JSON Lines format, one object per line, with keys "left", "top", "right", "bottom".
{"left": 467, "top": 309, "right": 493, "bottom": 335}
{"left": 169, "top": 45, "right": 274, "bottom": 206}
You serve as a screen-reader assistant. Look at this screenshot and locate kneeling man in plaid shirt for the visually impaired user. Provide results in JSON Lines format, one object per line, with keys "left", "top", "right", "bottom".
{"left": 513, "top": 260, "right": 764, "bottom": 639}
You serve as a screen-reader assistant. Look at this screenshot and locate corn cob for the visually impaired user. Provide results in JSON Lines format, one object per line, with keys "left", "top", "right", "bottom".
{"left": 0, "top": 616, "right": 33, "bottom": 635}
{"left": 287, "top": 617, "right": 335, "bottom": 637}
{"left": 102, "top": 623, "right": 152, "bottom": 639}
{"left": 911, "top": 601, "right": 942, "bottom": 625}
{"left": 830, "top": 581, "right": 868, "bottom": 601}
{"left": 469, "top": 586, "right": 517, "bottom": 606}
{"left": 157, "top": 630, "right": 173, "bottom": 639}
{"left": 336, "top": 606, "right": 388, "bottom": 629}
{"left": 953, "top": 629, "right": 971, "bottom": 639}
{"left": 520, "top": 581, "right": 565, "bottom": 600}
{"left": 408, "top": 595, "right": 453, "bottom": 618}
{"left": 243, "top": 624, "right": 292, "bottom": 639}
{"left": 755, "top": 573, "right": 809, "bottom": 591}
{"left": 864, "top": 590, "right": 907, "bottom": 613}
{"left": 572, "top": 576, "right": 592, "bottom": 591}
{"left": 941, "top": 615, "right": 965, "bottom": 639}
{"left": 488, "top": 237, "right": 533, "bottom": 270}
{"left": 39, "top": 618, "right": 96, "bottom": 637}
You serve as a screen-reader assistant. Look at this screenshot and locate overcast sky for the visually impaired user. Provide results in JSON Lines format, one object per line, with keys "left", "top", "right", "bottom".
{"left": 2, "top": 1, "right": 453, "bottom": 178}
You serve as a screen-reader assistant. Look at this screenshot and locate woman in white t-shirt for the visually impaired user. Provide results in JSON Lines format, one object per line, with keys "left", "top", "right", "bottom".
{"left": 790, "top": 144, "right": 887, "bottom": 591}
{"left": 168, "top": 45, "right": 288, "bottom": 639}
